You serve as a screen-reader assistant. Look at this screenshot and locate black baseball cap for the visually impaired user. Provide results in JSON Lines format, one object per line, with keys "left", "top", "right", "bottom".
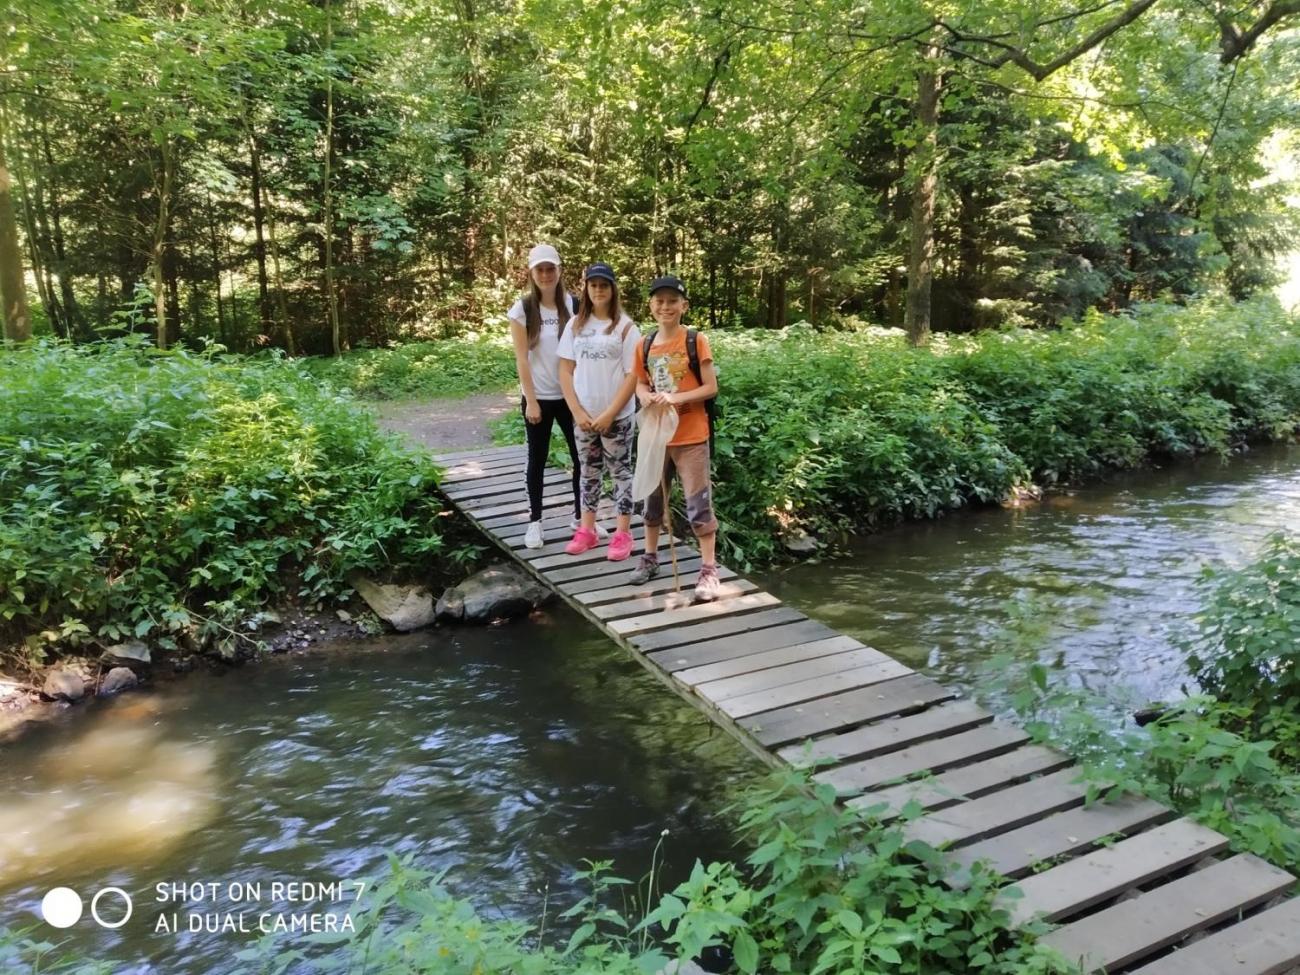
{"left": 648, "top": 275, "right": 687, "bottom": 298}
{"left": 584, "top": 262, "right": 616, "bottom": 284}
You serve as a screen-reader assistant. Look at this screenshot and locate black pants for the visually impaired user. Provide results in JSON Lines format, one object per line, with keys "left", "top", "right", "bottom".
{"left": 522, "top": 397, "right": 581, "bottom": 521}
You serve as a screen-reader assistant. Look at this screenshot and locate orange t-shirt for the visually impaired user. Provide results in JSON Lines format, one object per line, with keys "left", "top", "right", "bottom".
{"left": 634, "top": 328, "right": 713, "bottom": 447}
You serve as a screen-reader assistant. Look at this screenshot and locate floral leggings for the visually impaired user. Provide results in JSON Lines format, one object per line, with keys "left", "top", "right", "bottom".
{"left": 575, "top": 415, "right": 634, "bottom": 516}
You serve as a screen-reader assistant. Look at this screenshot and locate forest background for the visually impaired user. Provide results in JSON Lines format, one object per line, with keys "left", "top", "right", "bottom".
{"left": 1, "top": 0, "right": 1298, "bottom": 354}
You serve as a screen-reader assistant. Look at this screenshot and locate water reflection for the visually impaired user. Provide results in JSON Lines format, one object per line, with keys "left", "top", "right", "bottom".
{"left": 0, "top": 716, "right": 219, "bottom": 889}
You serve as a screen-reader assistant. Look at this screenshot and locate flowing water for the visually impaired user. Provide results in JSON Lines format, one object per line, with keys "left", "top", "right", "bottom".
{"left": 2, "top": 442, "right": 1298, "bottom": 973}
{"left": 759, "top": 442, "right": 1300, "bottom": 712}
{"left": 0, "top": 621, "right": 757, "bottom": 973}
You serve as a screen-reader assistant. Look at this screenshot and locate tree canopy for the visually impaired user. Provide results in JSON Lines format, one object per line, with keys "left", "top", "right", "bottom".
{"left": 0, "top": 0, "right": 1296, "bottom": 349}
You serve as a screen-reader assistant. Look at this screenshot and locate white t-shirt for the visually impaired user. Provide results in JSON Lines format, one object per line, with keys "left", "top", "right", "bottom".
{"left": 508, "top": 295, "right": 576, "bottom": 400}
{"left": 557, "top": 314, "right": 641, "bottom": 420}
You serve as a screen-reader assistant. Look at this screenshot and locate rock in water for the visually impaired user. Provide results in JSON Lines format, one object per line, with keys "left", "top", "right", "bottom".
{"left": 441, "top": 564, "right": 551, "bottom": 624}
{"left": 103, "top": 640, "right": 152, "bottom": 667}
{"left": 351, "top": 577, "right": 437, "bottom": 632}
{"left": 42, "top": 670, "right": 85, "bottom": 702}
{"left": 99, "top": 667, "right": 140, "bottom": 696}
{"left": 435, "top": 587, "right": 465, "bottom": 622}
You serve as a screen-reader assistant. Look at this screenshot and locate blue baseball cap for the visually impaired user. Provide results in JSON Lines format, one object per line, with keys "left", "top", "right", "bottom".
{"left": 648, "top": 275, "right": 687, "bottom": 298}
{"left": 585, "top": 262, "right": 616, "bottom": 284}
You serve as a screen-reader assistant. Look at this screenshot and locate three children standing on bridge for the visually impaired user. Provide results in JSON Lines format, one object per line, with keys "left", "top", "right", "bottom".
{"left": 507, "top": 244, "right": 721, "bottom": 603}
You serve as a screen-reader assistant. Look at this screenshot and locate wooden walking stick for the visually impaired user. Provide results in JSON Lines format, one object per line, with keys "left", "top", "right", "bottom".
{"left": 661, "top": 467, "right": 681, "bottom": 593}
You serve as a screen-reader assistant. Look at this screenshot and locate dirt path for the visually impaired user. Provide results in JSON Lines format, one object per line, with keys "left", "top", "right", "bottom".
{"left": 370, "top": 391, "right": 518, "bottom": 453}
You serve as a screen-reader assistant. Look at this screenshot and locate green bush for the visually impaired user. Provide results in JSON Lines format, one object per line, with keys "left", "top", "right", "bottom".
{"left": 707, "top": 298, "right": 1300, "bottom": 564}
{"left": 303, "top": 333, "right": 517, "bottom": 400}
{"left": 1187, "top": 531, "right": 1300, "bottom": 763}
{"left": 0, "top": 340, "right": 450, "bottom": 665}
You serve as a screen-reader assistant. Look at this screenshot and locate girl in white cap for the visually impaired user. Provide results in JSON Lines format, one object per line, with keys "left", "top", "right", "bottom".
{"left": 508, "top": 243, "right": 582, "bottom": 548}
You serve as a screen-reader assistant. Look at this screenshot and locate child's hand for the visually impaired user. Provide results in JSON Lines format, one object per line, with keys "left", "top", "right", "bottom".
{"left": 591, "top": 411, "right": 612, "bottom": 433}
{"left": 525, "top": 399, "right": 542, "bottom": 424}
{"left": 575, "top": 409, "right": 594, "bottom": 431}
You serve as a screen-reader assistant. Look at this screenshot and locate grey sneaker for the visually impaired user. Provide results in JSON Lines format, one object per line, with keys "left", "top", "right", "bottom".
{"left": 628, "top": 554, "right": 660, "bottom": 584}
{"left": 694, "top": 563, "right": 722, "bottom": 603}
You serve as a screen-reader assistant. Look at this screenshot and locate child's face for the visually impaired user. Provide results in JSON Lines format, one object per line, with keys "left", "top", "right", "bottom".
{"left": 587, "top": 279, "right": 613, "bottom": 308}
{"left": 650, "top": 291, "right": 687, "bottom": 325}
{"left": 530, "top": 262, "right": 559, "bottom": 289}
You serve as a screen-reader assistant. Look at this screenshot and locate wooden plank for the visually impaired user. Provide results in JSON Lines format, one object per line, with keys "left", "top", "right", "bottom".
{"left": 811, "top": 724, "right": 1029, "bottom": 796}
{"left": 433, "top": 445, "right": 525, "bottom": 465}
{"left": 697, "top": 646, "right": 893, "bottom": 703}
{"left": 630, "top": 606, "right": 807, "bottom": 653}
{"left": 431, "top": 452, "right": 522, "bottom": 470}
{"left": 1127, "top": 897, "right": 1300, "bottom": 975}
{"left": 573, "top": 567, "right": 737, "bottom": 607}
{"left": 717, "top": 658, "right": 913, "bottom": 719}
{"left": 521, "top": 526, "right": 649, "bottom": 561}
{"left": 477, "top": 508, "right": 550, "bottom": 531}
{"left": 948, "top": 794, "right": 1172, "bottom": 881}
{"left": 532, "top": 540, "right": 695, "bottom": 572}
{"left": 468, "top": 492, "right": 572, "bottom": 521}
{"left": 502, "top": 509, "right": 639, "bottom": 545}
{"left": 444, "top": 469, "right": 567, "bottom": 498}
{"left": 675, "top": 635, "right": 863, "bottom": 687}
{"left": 497, "top": 511, "right": 594, "bottom": 540}
{"left": 593, "top": 580, "right": 758, "bottom": 620}
{"left": 646, "top": 619, "right": 839, "bottom": 672}
{"left": 775, "top": 698, "right": 993, "bottom": 765}
{"left": 745, "top": 673, "right": 957, "bottom": 748}
{"left": 903, "top": 767, "right": 1090, "bottom": 848}
{"left": 464, "top": 480, "right": 570, "bottom": 512}
{"left": 1039, "top": 854, "right": 1296, "bottom": 973}
{"left": 439, "top": 457, "right": 531, "bottom": 481}
{"left": 440, "top": 461, "right": 527, "bottom": 485}
{"left": 850, "top": 745, "right": 1072, "bottom": 819}
{"left": 562, "top": 558, "right": 703, "bottom": 595}
{"left": 542, "top": 556, "right": 635, "bottom": 585}
{"left": 1001, "top": 818, "right": 1230, "bottom": 925}
{"left": 611, "top": 592, "right": 782, "bottom": 637}
{"left": 702, "top": 652, "right": 894, "bottom": 707}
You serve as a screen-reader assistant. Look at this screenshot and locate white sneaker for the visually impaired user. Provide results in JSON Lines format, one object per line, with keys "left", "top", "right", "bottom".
{"left": 524, "top": 520, "right": 544, "bottom": 549}
{"left": 571, "top": 518, "right": 608, "bottom": 539}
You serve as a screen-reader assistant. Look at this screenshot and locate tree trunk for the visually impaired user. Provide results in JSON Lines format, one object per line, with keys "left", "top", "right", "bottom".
{"left": 904, "top": 49, "right": 941, "bottom": 347}
{"left": 323, "top": 0, "right": 343, "bottom": 356}
{"left": 0, "top": 110, "right": 32, "bottom": 342}
{"left": 265, "top": 192, "right": 295, "bottom": 354}
{"left": 248, "top": 128, "right": 272, "bottom": 332}
{"left": 164, "top": 240, "right": 181, "bottom": 340}
{"left": 39, "top": 112, "right": 81, "bottom": 336}
{"left": 152, "top": 139, "right": 175, "bottom": 349}
{"left": 206, "top": 191, "right": 228, "bottom": 345}
{"left": 13, "top": 150, "right": 59, "bottom": 336}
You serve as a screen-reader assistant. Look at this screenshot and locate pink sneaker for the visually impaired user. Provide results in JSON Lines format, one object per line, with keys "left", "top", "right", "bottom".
{"left": 565, "top": 527, "right": 599, "bottom": 555}
{"left": 606, "top": 530, "right": 634, "bottom": 562}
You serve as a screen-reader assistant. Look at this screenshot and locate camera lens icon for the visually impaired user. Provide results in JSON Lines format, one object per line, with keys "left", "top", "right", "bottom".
{"left": 41, "top": 887, "right": 133, "bottom": 929}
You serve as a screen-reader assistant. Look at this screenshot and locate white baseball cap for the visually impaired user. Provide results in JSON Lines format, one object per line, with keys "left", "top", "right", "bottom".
{"left": 527, "top": 243, "right": 561, "bottom": 269}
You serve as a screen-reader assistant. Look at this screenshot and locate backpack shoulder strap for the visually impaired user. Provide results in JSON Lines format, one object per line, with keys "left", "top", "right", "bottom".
{"left": 685, "top": 328, "right": 703, "bottom": 384}
{"left": 642, "top": 329, "right": 659, "bottom": 377}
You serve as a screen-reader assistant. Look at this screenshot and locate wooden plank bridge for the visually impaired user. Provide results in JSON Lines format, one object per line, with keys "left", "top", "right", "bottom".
{"left": 435, "top": 443, "right": 1300, "bottom": 975}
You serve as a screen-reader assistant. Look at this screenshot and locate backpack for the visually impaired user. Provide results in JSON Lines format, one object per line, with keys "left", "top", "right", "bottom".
{"left": 641, "top": 327, "right": 718, "bottom": 455}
